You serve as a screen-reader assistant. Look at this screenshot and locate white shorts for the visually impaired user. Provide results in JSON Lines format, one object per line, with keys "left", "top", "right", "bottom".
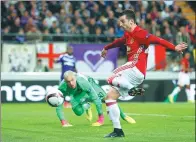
{"left": 109, "top": 62, "right": 144, "bottom": 96}
{"left": 177, "top": 72, "right": 190, "bottom": 86}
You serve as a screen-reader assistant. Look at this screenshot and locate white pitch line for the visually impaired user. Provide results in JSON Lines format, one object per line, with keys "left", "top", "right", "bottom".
{"left": 124, "top": 113, "right": 195, "bottom": 118}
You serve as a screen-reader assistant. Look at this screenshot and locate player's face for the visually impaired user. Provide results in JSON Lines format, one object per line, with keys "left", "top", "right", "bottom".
{"left": 185, "top": 53, "right": 190, "bottom": 59}
{"left": 65, "top": 76, "right": 76, "bottom": 89}
{"left": 118, "top": 15, "right": 133, "bottom": 31}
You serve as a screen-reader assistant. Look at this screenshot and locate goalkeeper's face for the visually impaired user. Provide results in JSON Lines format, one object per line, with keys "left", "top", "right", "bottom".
{"left": 65, "top": 76, "right": 77, "bottom": 89}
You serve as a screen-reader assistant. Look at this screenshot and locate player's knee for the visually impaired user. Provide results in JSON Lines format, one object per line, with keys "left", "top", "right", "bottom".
{"left": 107, "top": 75, "right": 115, "bottom": 85}
{"left": 106, "top": 87, "right": 119, "bottom": 100}
{"left": 107, "top": 78, "right": 112, "bottom": 85}
{"left": 186, "top": 85, "right": 190, "bottom": 89}
{"left": 73, "top": 106, "right": 84, "bottom": 116}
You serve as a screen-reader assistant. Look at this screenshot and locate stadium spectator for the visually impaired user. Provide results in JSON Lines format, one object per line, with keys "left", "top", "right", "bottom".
{"left": 148, "top": 20, "right": 160, "bottom": 35}
{"left": 88, "top": 18, "right": 97, "bottom": 41}
{"left": 61, "top": 17, "right": 73, "bottom": 34}
{"left": 20, "top": 11, "right": 30, "bottom": 28}
{"left": 81, "top": 26, "right": 90, "bottom": 42}
{"left": 39, "top": 19, "right": 48, "bottom": 32}
{"left": 60, "top": 0, "right": 73, "bottom": 16}
{"left": 107, "top": 11, "right": 117, "bottom": 29}
{"left": 124, "top": 0, "right": 133, "bottom": 10}
{"left": 161, "top": 6, "right": 170, "bottom": 20}
{"left": 44, "top": 10, "right": 57, "bottom": 28}
{"left": 75, "top": 18, "right": 85, "bottom": 34}
{"left": 49, "top": 21, "right": 58, "bottom": 34}
{"left": 189, "top": 27, "right": 196, "bottom": 46}
{"left": 16, "top": 28, "right": 25, "bottom": 43}
{"left": 42, "top": 28, "right": 52, "bottom": 42}
{"left": 48, "top": 1, "right": 61, "bottom": 15}
{"left": 26, "top": 26, "right": 41, "bottom": 41}
{"left": 0, "top": 1, "right": 194, "bottom": 52}
{"left": 176, "top": 26, "right": 191, "bottom": 51}
{"left": 17, "top": 2, "right": 26, "bottom": 18}
{"left": 95, "top": 27, "right": 105, "bottom": 43}
{"left": 58, "top": 9, "right": 66, "bottom": 25}
{"left": 145, "top": 13, "right": 152, "bottom": 25}
{"left": 2, "top": 26, "right": 11, "bottom": 41}
{"left": 91, "top": 4, "right": 101, "bottom": 20}
{"left": 162, "top": 27, "right": 174, "bottom": 43}
{"left": 30, "top": 2, "right": 40, "bottom": 20}
{"left": 34, "top": 59, "right": 49, "bottom": 72}
{"left": 53, "top": 28, "right": 64, "bottom": 41}
{"left": 10, "top": 17, "right": 21, "bottom": 33}
{"left": 25, "top": 17, "right": 35, "bottom": 32}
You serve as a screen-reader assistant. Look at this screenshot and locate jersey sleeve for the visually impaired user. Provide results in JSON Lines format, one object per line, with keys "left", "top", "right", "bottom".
{"left": 135, "top": 30, "right": 175, "bottom": 50}
{"left": 56, "top": 55, "right": 63, "bottom": 63}
{"left": 56, "top": 103, "right": 65, "bottom": 121}
{"left": 58, "top": 81, "right": 69, "bottom": 97}
{"left": 104, "top": 36, "right": 126, "bottom": 50}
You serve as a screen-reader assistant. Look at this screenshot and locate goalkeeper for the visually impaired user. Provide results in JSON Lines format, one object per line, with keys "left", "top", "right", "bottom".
{"left": 56, "top": 70, "right": 136, "bottom": 127}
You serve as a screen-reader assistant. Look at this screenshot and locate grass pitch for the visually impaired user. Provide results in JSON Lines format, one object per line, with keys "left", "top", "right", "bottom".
{"left": 1, "top": 103, "right": 195, "bottom": 142}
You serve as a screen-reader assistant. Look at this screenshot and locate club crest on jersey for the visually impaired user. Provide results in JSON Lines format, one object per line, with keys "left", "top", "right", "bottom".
{"left": 130, "top": 38, "right": 134, "bottom": 44}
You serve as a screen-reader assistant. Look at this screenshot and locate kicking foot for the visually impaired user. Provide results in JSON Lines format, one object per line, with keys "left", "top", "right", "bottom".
{"left": 128, "top": 87, "right": 145, "bottom": 96}
{"left": 124, "top": 116, "right": 136, "bottom": 124}
{"left": 104, "top": 128, "right": 125, "bottom": 138}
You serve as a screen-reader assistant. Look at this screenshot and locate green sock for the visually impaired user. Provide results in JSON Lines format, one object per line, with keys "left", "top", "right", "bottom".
{"left": 118, "top": 105, "right": 126, "bottom": 120}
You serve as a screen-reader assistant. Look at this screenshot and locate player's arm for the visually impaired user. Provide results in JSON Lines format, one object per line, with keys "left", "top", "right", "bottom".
{"left": 54, "top": 55, "right": 63, "bottom": 63}
{"left": 135, "top": 30, "right": 187, "bottom": 52}
{"left": 79, "top": 79, "right": 103, "bottom": 115}
{"left": 56, "top": 82, "right": 69, "bottom": 126}
{"left": 56, "top": 103, "right": 67, "bottom": 126}
{"left": 101, "top": 36, "right": 126, "bottom": 58}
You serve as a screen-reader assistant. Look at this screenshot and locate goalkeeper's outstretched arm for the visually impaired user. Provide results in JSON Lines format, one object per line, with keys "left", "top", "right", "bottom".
{"left": 56, "top": 103, "right": 70, "bottom": 126}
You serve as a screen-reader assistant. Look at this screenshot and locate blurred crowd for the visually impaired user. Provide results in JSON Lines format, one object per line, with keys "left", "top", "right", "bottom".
{"left": 1, "top": 1, "right": 195, "bottom": 70}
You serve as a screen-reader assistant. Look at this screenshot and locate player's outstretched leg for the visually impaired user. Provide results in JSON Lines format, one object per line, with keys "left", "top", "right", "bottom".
{"left": 185, "top": 86, "right": 195, "bottom": 103}
{"left": 104, "top": 88, "right": 125, "bottom": 138}
{"left": 168, "top": 86, "right": 181, "bottom": 103}
{"left": 83, "top": 103, "right": 93, "bottom": 121}
{"left": 119, "top": 106, "right": 136, "bottom": 124}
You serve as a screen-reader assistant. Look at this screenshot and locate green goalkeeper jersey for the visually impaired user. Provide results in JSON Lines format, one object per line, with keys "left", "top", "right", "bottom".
{"left": 56, "top": 73, "right": 106, "bottom": 121}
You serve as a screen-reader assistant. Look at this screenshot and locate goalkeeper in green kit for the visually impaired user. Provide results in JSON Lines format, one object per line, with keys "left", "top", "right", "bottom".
{"left": 56, "top": 70, "right": 136, "bottom": 127}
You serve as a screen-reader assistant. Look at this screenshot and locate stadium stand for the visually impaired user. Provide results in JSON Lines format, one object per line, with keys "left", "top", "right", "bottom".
{"left": 1, "top": 1, "right": 195, "bottom": 70}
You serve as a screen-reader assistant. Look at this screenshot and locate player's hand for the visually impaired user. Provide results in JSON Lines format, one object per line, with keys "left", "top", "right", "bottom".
{"left": 61, "top": 120, "right": 73, "bottom": 127}
{"left": 101, "top": 49, "right": 107, "bottom": 58}
{"left": 175, "top": 42, "right": 188, "bottom": 54}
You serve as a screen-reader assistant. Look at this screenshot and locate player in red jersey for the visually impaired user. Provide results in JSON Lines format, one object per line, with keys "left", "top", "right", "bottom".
{"left": 101, "top": 9, "right": 188, "bottom": 138}
{"left": 168, "top": 52, "right": 194, "bottom": 103}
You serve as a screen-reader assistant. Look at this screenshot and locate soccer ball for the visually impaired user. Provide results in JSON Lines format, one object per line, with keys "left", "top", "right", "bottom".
{"left": 46, "top": 89, "right": 64, "bottom": 107}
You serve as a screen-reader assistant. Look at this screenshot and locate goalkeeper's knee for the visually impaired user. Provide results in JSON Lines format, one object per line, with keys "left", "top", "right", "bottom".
{"left": 72, "top": 105, "right": 84, "bottom": 116}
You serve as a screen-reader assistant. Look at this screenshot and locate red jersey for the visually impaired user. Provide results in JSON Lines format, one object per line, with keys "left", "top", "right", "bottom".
{"left": 181, "top": 58, "right": 190, "bottom": 72}
{"left": 104, "top": 26, "right": 176, "bottom": 76}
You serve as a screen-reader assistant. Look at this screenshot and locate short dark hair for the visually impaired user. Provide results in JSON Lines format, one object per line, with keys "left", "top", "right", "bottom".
{"left": 37, "top": 59, "right": 42, "bottom": 62}
{"left": 122, "top": 9, "right": 136, "bottom": 23}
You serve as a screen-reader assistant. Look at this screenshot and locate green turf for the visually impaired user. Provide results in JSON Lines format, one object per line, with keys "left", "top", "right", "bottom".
{"left": 1, "top": 103, "right": 195, "bottom": 142}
